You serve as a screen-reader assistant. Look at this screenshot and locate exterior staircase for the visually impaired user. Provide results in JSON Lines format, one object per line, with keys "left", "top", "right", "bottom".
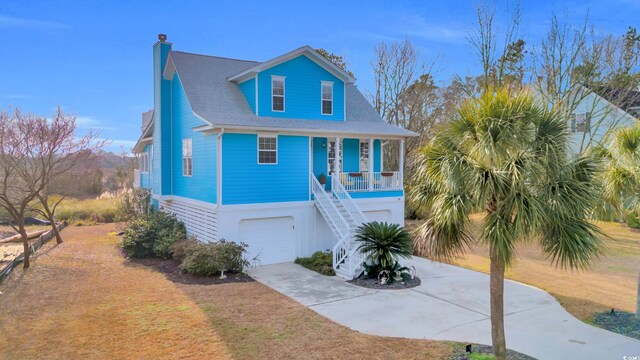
{"left": 311, "top": 174, "right": 368, "bottom": 279}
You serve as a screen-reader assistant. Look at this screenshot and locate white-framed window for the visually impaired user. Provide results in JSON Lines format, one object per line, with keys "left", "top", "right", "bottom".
{"left": 359, "top": 141, "right": 369, "bottom": 172}
{"left": 321, "top": 81, "right": 333, "bottom": 115}
{"left": 271, "top": 76, "right": 285, "bottom": 112}
{"left": 258, "top": 134, "right": 277, "bottom": 164}
{"left": 571, "top": 113, "right": 591, "bottom": 133}
{"left": 182, "top": 139, "right": 193, "bottom": 176}
{"left": 139, "top": 153, "right": 149, "bottom": 173}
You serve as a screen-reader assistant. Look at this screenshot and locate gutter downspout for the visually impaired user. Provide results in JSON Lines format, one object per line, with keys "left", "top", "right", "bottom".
{"left": 217, "top": 128, "right": 224, "bottom": 207}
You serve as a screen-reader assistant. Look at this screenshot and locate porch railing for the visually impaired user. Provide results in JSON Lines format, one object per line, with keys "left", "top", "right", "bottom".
{"left": 338, "top": 171, "right": 402, "bottom": 192}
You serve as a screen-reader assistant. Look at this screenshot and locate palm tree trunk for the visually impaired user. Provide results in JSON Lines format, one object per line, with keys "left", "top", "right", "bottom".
{"left": 490, "top": 249, "right": 507, "bottom": 360}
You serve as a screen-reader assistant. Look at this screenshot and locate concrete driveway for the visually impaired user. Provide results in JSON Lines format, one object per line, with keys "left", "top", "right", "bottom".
{"left": 248, "top": 257, "right": 640, "bottom": 360}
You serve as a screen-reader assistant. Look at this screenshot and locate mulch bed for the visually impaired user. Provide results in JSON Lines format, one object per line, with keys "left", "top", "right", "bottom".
{"left": 592, "top": 310, "right": 640, "bottom": 340}
{"left": 130, "top": 257, "right": 255, "bottom": 285}
{"left": 348, "top": 275, "right": 421, "bottom": 290}
{"left": 450, "top": 344, "right": 536, "bottom": 360}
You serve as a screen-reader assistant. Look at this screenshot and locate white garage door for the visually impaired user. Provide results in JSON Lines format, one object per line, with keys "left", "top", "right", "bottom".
{"left": 239, "top": 216, "right": 296, "bottom": 264}
{"left": 364, "top": 210, "right": 391, "bottom": 223}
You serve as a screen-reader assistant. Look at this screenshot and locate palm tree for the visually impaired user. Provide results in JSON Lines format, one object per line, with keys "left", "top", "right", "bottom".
{"left": 593, "top": 125, "right": 640, "bottom": 318}
{"left": 355, "top": 221, "right": 412, "bottom": 270}
{"left": 411, "top": 89, "right": 604, "bottom": 360}
{"left": 593, "top": 125, "right": 640, "bottom": 223}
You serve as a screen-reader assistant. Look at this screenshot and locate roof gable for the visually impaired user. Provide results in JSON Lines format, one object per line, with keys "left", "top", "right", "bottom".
{"left": 160, "top": 50, "right": 416, "bottom": 138}
{"left": 227, "top": 46, "right": 356, "bottom": 84}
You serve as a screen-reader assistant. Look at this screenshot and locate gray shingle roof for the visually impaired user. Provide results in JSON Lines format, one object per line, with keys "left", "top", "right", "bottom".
{"left": 169, "top": 51, "right": 416, "bottom": 138}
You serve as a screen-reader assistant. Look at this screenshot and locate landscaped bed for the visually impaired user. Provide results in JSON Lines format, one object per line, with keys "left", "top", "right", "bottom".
{"left": 450, "top": 344, "right": 535, "bottom": 360}
{"left": 348, "top": 274, "right": 421, "bottom": 289}
{"left": 294, "top": 251, "right": 335, "bottom": 276}
{"left": 131, "top": 256, "right": 255, "bottom": 285}
{"left": 592, "top": 310, "right": 640, "bottom": 340}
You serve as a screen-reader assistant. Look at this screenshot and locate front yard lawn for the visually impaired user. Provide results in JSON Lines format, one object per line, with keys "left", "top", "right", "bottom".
{"left": 0, "top": 224, "right": 454, "bottom": 359}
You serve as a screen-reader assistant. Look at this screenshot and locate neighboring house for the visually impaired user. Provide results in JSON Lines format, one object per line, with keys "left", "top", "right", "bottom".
{"left": 133, "top": 34, "right": 416, "bottom": 279}
{"left": 567, "top": 85, "right": 639, "bottom": 153}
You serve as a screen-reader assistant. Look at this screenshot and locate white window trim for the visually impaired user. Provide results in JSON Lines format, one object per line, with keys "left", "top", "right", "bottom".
{"left": 182, "top": 138, "right": 193, "bottom": 177}
{"left": 257, "top": 133, "right": 278, "bottom": 165}
{"left": 359, "top": 140, "right": 369, "bottom": 172}
{"left": 571, "top": 112, "right": 590, "bottom": 133}
{"left": 327, "top": 139, "right": 342, "bottom": 175}
{"left": 321, "top": 81, "right": 334, "bottom": 115}
{"left": 140, "top": 153, "right": 149, "bottom": 174}
{"left": 271, "top": 75, "right": 285, "bottom": 112}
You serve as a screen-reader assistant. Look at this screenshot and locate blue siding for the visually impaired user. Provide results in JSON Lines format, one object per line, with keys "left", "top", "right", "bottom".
{"left": 171, "top": 74, "right": 217, "bottom": 203}
{"left": 222, "top": 133, "right": 309, "bottom": 204}
{"left": 152, "top": 41, "right": 172, "bottom": 196}
{"left": 312, "top": 137, "right": 328, "bottom": 177}
{"left": 350, "top": 190, "right": 404, "bottom": 198}
{"left": 342, "top": 138, "right": 360, "bottom": 172}
{"left": 257, "top": 55, "right": 345, "bottom": 120}
{"left": 140, "top": 144, "right": 151, "bottom": 189}
{"left": 238, "top": 77, "right": 256, "bottom": 114}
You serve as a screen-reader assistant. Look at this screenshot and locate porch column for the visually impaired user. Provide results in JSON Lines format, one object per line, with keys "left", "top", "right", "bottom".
{"left": 368, "top": 138, "right": 374, "bottom": 191}
{"left": 335, "top": 137, "right": 341, "bottom": 177}
{"left": 399, "top": 139, "right": 405, "bottom": 188}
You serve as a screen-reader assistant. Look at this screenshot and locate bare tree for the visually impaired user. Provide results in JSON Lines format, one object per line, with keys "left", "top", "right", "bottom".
{"left": 369, "top": 39, "right": 446, "bottom": 175}
{"left": 0, "top": 107, "right": 101, "bottom": 266}
{"left": 531, "top": 16, "right": 640, "bottom": 153}
{"left": 467, "top": 0, "right": 523, "bottom": 92}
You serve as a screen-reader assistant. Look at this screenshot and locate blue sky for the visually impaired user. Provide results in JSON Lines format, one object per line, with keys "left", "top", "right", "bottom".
{"left": 1, "top": 0, "right": 637, "bottom": 152}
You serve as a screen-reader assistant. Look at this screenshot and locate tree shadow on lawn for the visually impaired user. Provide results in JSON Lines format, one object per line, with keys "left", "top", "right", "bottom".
{"left": 124, "top": 256, "right": 255, "bottom": 286}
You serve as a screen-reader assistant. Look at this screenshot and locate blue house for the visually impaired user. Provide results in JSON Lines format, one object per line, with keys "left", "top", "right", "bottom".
{"left": 133, "top": 34, "right": 416, "bottom": 279}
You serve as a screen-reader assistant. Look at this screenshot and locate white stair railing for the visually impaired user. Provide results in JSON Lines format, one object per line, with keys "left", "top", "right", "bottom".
{"left": 331, "top": 176, "right": 367, "bottom": 225}
{"left": 311, "top": 174, "right": 354, "bottom": 269}
{"left": 331, "top": 175, "right": 369, "bottom": 278}
{"left": 311, "top": 174, "right": 349, "bottom": 239}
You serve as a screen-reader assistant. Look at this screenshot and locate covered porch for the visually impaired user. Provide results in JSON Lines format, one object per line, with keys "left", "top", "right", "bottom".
{"left": 311, "top": 136, "right": 404, "bottom": 193}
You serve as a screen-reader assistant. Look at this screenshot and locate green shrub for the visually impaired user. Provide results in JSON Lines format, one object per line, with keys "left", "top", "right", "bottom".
{"left": 294, "top": 251, "right": 335, "bottom": 276}
{"left": 355, "top": 221, "right": 413, "bottom": 283}
{"left": 116, "top": 188, "right": 151, "bottom": 222}
{"left": 179, "top": 239, "right": 249, "bottom": 276}
{"left": 626, "top": 210, "right": 640, "bottom": 229}
{"left": 170, "top": 237, "right": 199, "bottom": 261}
{"left": 122, "top": 211, "right": 186, "bottom": 259}
{"left": 355, "top": 221, "right": 412, "bottom": 269}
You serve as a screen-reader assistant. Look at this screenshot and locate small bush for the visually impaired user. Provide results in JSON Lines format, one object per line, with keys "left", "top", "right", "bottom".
{"left": 179, "top": 239, "right": 249, "bottom": 276}
{"left": 294, "top": 251, "right": 335, "bottom": 276}
{"left": 170, "top": 237, "right": 199, "bottom": 262}
{"left": 122, "top": 211, "right": 186, "bottom": 259}
{"left": 116, "top": 188, "right": 151, "bottom": 222}
{"left": 626, "top": 210, "right": 640, "bottom": 229}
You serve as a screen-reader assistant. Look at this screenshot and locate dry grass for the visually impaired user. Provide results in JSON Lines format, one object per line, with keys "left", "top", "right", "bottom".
{"left": 0, "top": 224, "right": 454, "bottom": 360}
{"left": 408, "top": 214, "right": 640, "bottom": 321}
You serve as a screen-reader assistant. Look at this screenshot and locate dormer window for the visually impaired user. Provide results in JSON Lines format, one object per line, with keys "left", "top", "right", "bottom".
{"left": 321, "top": 81, "right": 333, "bottom": 115}
{"left": 272, "top": 76, "right": 285, "bottom": 112}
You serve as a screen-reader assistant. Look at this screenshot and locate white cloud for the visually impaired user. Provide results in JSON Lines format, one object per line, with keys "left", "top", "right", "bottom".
{"left": 75, "top": 116, "right": 115, "bottom": 130}
{"left": 397, "top": 15, "right": 467, "bottom": 44}
{"left": 0, "top": 15, "right": 67, "bottom": 30}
